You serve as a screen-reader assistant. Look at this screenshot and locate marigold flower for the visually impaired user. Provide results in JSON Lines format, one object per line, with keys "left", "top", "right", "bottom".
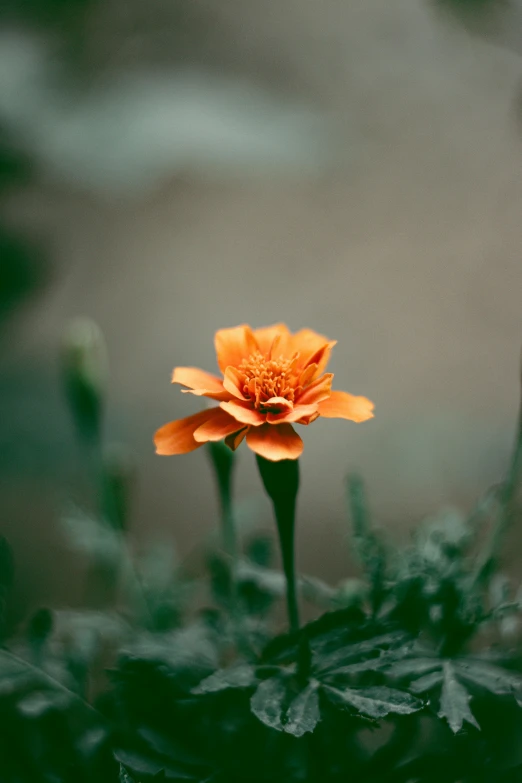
{"left": 154, "top": 324, "right": 374, "bottom": 462}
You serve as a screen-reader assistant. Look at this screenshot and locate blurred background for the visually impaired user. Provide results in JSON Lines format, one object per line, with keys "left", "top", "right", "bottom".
{"left": 2, "top": 0, "right": 522, "bottom": 629}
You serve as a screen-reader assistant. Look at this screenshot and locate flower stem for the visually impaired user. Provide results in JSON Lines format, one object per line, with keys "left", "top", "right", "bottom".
{"left": 255, "top": 455, "right": 300, "bottom": 633}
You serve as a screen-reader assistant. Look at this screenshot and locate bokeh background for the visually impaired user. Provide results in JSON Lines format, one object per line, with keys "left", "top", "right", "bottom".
{"left": 2, "top": 0, "right": 522, "bottom": 627}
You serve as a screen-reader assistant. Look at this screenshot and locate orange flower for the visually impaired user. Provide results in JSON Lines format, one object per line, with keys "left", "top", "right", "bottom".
{"left": 154, "top": 324, "right": 374, "bottom": 462}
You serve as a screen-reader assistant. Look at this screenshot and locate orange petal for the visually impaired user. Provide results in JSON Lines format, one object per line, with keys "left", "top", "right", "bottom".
{"left": 246, "top": 423, "right": 303, "bottom": 461}
{"left": 290, "top": 328, "right": 332, "bottom": 363}
{"left": 317, "top": 391, "right": 375, "bottom": 422}
{"left": 225, "top": 426, "right": 249, "bottom": 451}
{"left": 266, "top": 403, "right": 318, "bottom": 424}
{"left": 262, "top": 396, "right": 294, "bottom": 413}
{"left": 297, "top": 411, "right": 320, "bottom": 425}
{"left": 215, "top": 325, "right": 257, "bottom": 373}
{"left": 297, "top": 373, "right": 333, "bottom": 405}
{"left": 222, "top": 366, "right": 247, "bottom": 400}
{"left": 303, "top": 341, "right": 337, "bottom": 377}
{"left": 298, "top": 363, "right": 318, "bottom": 388}
{"left": 220, "top": 400, "right": 265, "bottom": 426}
{"left": 253, "top": 323, "right": 291, "bottom": 356}
{"left": 172, "top": 366, "right": 231, "bottom": 401}
{"left": 154, "top": 409, "right": 215, "bottom": 455}
{"left": 193, "top": 407, "right": 246, "bottom": 443}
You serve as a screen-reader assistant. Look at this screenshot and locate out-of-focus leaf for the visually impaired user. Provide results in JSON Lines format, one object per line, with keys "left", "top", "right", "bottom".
{"left": 0, "top": 649, "right": 40, "bottom": 695}
{"left": 55, "top": 610, "right": 129, "bottom": 664}
{"left": 438, "top": 661, "right": 480, "bottom": 733}
{"left": 61, "top": 504, "right": 123, "bottom": 564}
{"left": 62, "top": 318, "right": 108, "bottom": 442}
{"left": 193, "top": 664, "right": 257, "bottom": 695}
{"left": 324, "top": 684, "right": 422, "bottom": 720}
{"left": 236, "top": 561, "right": 285, "bottom": 598}
{"left": 0, "top": 229, "right": 45, "bottom": 324}
{"left": 347, "top": 474, "right": 388, "bottom": 613}
{"left": 119, "top": 623, "right": 219, "bottom": 691}
{"left": 28, "top": 607, "right": 53, "bottom": 646}
{"left": 102, "top": 443, "right": 136, "bottom": 531}
{"left": 16, "top": 689, "right": 69, "bottom": 718}
{"left": 245, "top": 534, "right": 273, "bottom": 567}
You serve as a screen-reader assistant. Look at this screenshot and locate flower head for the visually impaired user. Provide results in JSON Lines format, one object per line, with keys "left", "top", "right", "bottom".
{"left": 154, "top": 324, "right": 374, "bottom": 461}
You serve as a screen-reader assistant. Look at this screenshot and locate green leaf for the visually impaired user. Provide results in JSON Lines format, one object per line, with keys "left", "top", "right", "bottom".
{"left": 250, "top": 675, "right": 322, "bottom": 736}
{"left": 246, "top": 533, "right": 273, "bottom": 567}
{"left": 323, "top": 684, "right": 422, "bottom": 720}
{"left": 28, "top": 608, "right": 53, "bottom": 647}
{"left": 283, "top": 681, "right": 320, "bottom": 737}
{"left": 438, "top": 661, "right": 480, "bottom": 733}
{"left": 409, "top": 669, "right": 444, "bottom": 694}
{"left": 250, "top": 675, "right": 287, "bottom": 731}
{"left": 62, "top": 318, "right": 108, "bottom": 442}
{"left": 346, "top": 474, "right": 387, "bottom": 612}
{"left": 454, "top": 660, "right": 522, "bottom": 696}
{"left": 119, "top": 764, "right": 136, "bottom": 783}
{"left": 315, "top": 631, "right": 408, "bottom": 675}
{"left": 61, "top": 504, "right": 123, "bottom": 565}
{"left": 17, "top": 689, "right": 70, "bottom": 718}
{"left": 102, "top": 443, "right": 136, "bottom": 531}
{"left": 0, "top": 649, "right": 40, "bottom": 695}
{"left": 115, "top": 749, "right": 194, "bottom": 780}
{"left": 385, "top": 656, "right": 441, "bottom": 681}
{"left": 193, "top": 664, "right": 257, "bottom": 694}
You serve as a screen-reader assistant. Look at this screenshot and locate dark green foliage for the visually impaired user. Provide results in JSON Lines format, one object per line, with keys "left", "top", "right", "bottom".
{"left": 3, "top": 327, "right": 522, "bottom": 782}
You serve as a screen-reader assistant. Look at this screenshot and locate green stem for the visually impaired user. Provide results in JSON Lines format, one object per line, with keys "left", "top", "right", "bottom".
{"left": 255, "top": 455, "right": 300, "bottom": 633}
{"left": 207, "top": 442, "right": 239, "bottom": 601}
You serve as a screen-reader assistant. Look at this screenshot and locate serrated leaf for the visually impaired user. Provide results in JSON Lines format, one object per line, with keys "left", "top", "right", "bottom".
{"left": 193, "top": 664, "right": 257, "bottom": 694}
{"left": 316, "top": 631, "right": 408, "bottom": 675}
{"left": 324, "top": 684, "right": 422, "bottom": 719}
{"left": 385, "top": 656, "right": 441, "bottom": 680}
{"left": 119, "top": 764, "right": 137, "bottom": 783}
{"left": 284, "top": 681, "right": 320, "bottom": 737}
{"left": 438, "top": 660, "right": 480, "bottom": 734}
{"left": 250, "top": 675, "right": 287, "bottom": 731}
{"left": 115, "top": 749, "right": 195, "bottom": 780}
{"left": 409, "top": 669, "right": 444, "bottom": 694}
{"left": 454, "top": 660, "right": 522, "bottom": 696}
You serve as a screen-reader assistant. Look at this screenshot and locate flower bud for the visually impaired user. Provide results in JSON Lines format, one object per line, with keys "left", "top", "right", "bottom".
{"left": 62, "top": 318, "right": 108, "bottom": 442}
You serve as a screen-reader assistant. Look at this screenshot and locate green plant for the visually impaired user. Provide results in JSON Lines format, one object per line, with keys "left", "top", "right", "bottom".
{"left": 1, "top": 322, "right": 522, "bottom": 782}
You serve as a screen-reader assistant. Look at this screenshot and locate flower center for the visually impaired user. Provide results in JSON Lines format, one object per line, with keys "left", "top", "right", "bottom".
{"left": 238, "top": 351, "right": 299, "bottom": 410}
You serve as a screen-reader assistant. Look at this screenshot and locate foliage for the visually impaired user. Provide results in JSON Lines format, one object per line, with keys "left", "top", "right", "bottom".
{"left": 1, "top": 329, "right": 522, "bottom": 782}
